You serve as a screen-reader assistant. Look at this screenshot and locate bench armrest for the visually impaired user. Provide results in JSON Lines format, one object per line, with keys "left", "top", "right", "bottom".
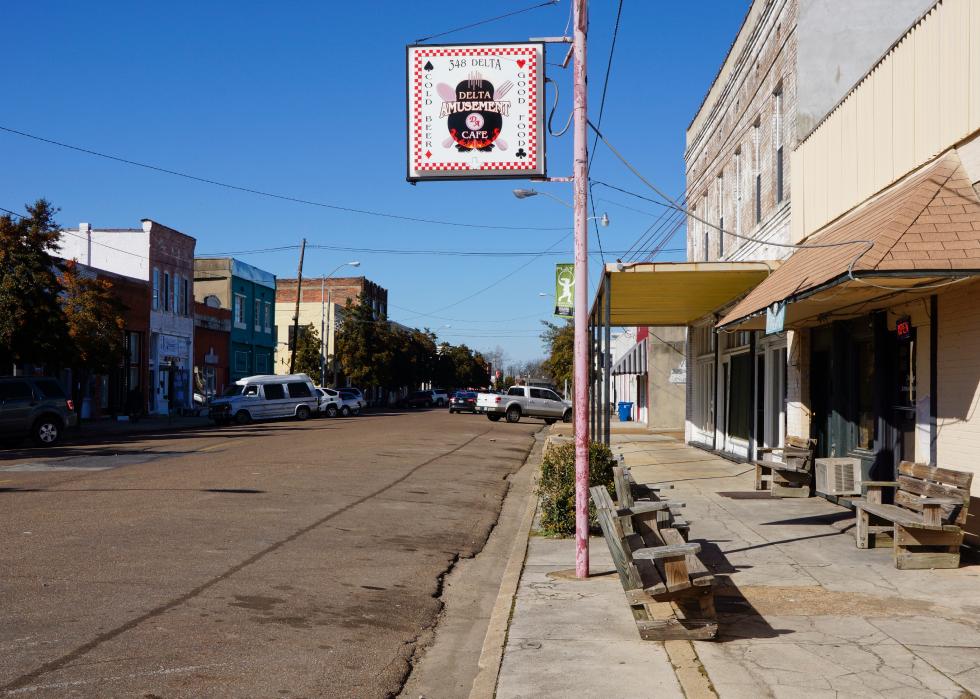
{"left": 616, "top": 502, "right": 672, "bottom": 516}
{"left": 632, "top": 542, "right": 701, "bottom": 560}
{"left": 636, "top": 482, "right": 674, "bottom": 491}
{"left": 920, "top": 497, "right": 962, "bottom": 505}
{"left": 756, "top": 447, "right": 777, "bottom": 454}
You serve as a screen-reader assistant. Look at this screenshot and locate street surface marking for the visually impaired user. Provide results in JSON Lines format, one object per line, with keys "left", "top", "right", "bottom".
{"left": 0, "top": 464, "right": 111, "bottom": 472}
{"left": 5, "top": 663, "right": 227, "bottom": 695}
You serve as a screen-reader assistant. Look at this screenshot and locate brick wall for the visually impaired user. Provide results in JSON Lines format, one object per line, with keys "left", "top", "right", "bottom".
{"left": 147, "top": 219, "right": 196, "bottom": 318}
{"left": 685, "top": 0, "right": 797, "bottom": 263}
{"left": 276, "top": 276, "right": 387, "bottom": 313}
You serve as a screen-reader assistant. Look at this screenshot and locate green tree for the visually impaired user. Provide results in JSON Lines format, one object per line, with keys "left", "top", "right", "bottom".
{"left": 541, "top": 320, "right": 573, "bottom": 389}
{"left": 336, "top": 294, "right": 394, "bottom": 389}
{"left": 58, "top": 260, "right": 126, "bottom": 373}
{"left": 0, "top": 200, "right": 67, "bottom": 369}
{"left": 293, "top": 323, "right": 323, "bottom": 384}
{"left": 391, "top": 328, "right": 437, "bottom": 389}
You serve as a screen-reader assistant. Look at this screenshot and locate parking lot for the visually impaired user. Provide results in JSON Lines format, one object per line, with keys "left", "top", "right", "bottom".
{"left": 0, "top": 409, "right": 538, "bottom": 698}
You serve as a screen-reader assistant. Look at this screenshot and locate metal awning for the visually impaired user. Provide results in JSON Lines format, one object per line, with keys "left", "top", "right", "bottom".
{"left": 597, "top": 261, "right": 774, "bottom": 326}
{"left": 611, "top": 338, "right": 647, "bottom": 375}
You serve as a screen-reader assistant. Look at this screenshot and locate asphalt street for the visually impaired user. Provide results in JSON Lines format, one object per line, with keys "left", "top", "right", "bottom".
{"left": 0, "top": 409, "right": 540, "bottom": 698}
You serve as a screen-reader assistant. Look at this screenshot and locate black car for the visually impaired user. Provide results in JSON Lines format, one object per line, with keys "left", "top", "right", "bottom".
{"left": 449, "top": 391, "right": 478, "bottom": 414}
{"left": 400, "top": 390, "right": 435, "bottom": 408}
{"left": 0, "top": 376, "right": 77, "bottom": 446}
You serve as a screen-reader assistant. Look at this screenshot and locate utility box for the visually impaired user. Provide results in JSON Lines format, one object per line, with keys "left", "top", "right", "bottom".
{"left": 815, "top": 457, "right": 862, "bottom": 496}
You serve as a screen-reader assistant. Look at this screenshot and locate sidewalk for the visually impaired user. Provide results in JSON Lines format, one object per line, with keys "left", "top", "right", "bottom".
{"left": 492, "top": 428, "right": 980, "bottom": 698}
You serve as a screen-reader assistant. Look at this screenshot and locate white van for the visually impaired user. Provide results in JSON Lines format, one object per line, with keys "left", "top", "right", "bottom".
{"left": 209, "top": 373, "right": 319, "bottom": 425}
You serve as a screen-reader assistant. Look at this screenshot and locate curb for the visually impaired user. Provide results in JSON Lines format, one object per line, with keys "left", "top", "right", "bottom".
{"left": 468, "top": 434, "right": 543, "bottom": 699}
{"left": 65, "top": 419, "right": 214, "bottom": 444}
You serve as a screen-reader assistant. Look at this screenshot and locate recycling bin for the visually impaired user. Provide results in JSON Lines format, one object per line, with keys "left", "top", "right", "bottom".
{"left": 617, "top": 401, "right": 633, "bottom": 422}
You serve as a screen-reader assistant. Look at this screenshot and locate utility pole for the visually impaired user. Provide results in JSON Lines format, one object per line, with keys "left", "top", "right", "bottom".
{"left": 572, "top": 0, "right": 590, "bottom": 579}
{"left": 289, "top": 238, "right": 306, "bottom": 374}
{"left": 320, "top": 277, "right": 327, "bottom": 386}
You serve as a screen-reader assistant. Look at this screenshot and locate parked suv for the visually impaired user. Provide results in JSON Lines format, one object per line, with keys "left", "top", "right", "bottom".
{"left": 0, "top": 376, "right": 77, "bottom": 446}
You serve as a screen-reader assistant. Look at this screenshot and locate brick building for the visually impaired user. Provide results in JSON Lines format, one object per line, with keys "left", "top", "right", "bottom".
{"left": 57, "top": 263, "right": 151, "bottom": 419}
{"left": 60, "top": 219, "right": 197, "bottom": 415}
{"left": 274, "top": 276, "right": 388, "bottom": 379}
{"left": 193, "top": 299, "right": 232, "bottom": 399}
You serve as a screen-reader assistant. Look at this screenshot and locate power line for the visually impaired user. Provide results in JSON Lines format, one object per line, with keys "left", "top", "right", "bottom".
{"left": 589, "top": 0, "right": 623, "bottom": 167}
{"left": 400, "top": 231, "right": 571, "bottom": 321}
{"left": 588, "top": 120, "right": 878, "bottom": 253}
{"left": 585, "top": 0, "right": 624, "bottom": 266}
{"left": 629, "top": 199, "right": 686, "bottom": 263}
{"left": 388, "top": 304, "right": 553, "bottom": 324}
{"left": 203, "top": 242, "right": 680, "bottom": 258}
{"left": 0, "top": 125, "right": 568, "bottom": 232}
{"left": 414, "top": 0, "right": 558, "bottom": 43}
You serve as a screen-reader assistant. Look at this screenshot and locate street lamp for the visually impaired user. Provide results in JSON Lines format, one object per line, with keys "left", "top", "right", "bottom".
{"left": 512, "top": 189, "right": 609, "bottom": 226}
{"left": 321, "top": 261, "right": 361, "bottom": 387}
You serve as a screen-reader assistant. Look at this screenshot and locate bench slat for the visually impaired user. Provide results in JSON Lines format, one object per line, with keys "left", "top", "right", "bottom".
{"left": 899, "top": 460, "right": 973, "bottom": 489}
{"left": 854, "top": 499, "right": 958, "bottom": 531}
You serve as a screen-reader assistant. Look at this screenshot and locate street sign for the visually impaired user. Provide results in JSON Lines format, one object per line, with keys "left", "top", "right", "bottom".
{"left": 555, "top": 263, "right": 574, "bottom": 318}
{"left": 406, "top": 42, "right": 546, "bottom": 181}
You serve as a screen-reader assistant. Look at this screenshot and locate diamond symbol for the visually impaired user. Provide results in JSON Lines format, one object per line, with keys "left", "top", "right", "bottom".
{"left": 425, "top": 150, "right": 432, "bottom": 159}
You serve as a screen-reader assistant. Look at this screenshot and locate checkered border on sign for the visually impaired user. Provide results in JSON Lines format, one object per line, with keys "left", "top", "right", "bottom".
{"left": 410, "top": 46, "right": 540, "bottom": 173}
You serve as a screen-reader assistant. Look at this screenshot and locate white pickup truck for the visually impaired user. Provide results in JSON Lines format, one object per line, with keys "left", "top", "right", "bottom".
{"left": 475, "top": 385, "right": 572, "bottom": 424}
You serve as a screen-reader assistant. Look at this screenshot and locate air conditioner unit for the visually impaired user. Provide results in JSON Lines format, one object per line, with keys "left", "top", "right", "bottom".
{"left": 815, "top": 457, "right": 862, "bottom": 496}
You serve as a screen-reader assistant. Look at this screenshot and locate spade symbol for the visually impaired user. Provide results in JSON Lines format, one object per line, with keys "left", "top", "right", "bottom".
{"left": 423, "top": 60, "right": 434, "bottom": 71}
{"left": 515, "top": 148, "right": 527, "bottom": 159}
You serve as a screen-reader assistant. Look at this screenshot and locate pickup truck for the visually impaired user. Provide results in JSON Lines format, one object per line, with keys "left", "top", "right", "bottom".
{"left": 476, "top": 385, "right": 572, "bottom": 424}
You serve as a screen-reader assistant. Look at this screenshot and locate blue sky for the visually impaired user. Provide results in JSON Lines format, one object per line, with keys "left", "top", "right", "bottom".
{"left": 1, "top": 1, "right": 748, "bottom": 363}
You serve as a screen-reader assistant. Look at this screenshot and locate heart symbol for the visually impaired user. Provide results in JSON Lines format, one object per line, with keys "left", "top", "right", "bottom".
{"left": 516, "top": 59, "right": 526, "bottom": 68}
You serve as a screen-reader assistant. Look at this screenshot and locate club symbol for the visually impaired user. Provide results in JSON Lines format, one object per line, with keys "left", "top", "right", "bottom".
{"left": 515, "top": 148, "right": 527, "bottom": 159}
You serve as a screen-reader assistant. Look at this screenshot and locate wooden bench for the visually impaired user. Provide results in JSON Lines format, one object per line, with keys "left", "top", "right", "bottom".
{"left": 611, "top": 465, "right": 690, "bottom": 540}
{"left": 754, "top": 436, "right": 817, "bottom": 497}
{"left": 853, "top": 461, "right": 972, "bottom": 569}
{"left": 590, "top": 485, "right": 717, "bottom": 641}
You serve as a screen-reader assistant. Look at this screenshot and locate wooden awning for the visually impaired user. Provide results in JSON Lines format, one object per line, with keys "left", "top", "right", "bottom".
{"left": 718, "top": 151, "right": 980, "bottom": 329}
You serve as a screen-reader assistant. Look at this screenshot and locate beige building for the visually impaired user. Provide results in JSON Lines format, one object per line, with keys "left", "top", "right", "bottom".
{"left": 718, "top": 0, "right": 980, "bottom": 516}
{"left": 274, "top": 276, "right": 388, "bottom": 384}
{"left": 682, "top": 0, "right": 936, "bottom": 461}
{"left": 274, "top": 296, "right": 344, "bottom": 378}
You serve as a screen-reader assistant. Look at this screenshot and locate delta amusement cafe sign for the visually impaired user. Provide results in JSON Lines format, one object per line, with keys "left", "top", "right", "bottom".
{"left": 406, "top": 42, "right": 546, "bottom": 181}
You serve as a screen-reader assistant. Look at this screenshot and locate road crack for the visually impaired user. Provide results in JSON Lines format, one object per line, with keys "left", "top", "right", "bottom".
{"left": 1, "top": 427, "right": 494, "bottom": 695}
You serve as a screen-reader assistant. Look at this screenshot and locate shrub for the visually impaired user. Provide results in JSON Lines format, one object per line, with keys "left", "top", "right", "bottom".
{"left": 537, "top": 440, "right": 615, "bottom": 537}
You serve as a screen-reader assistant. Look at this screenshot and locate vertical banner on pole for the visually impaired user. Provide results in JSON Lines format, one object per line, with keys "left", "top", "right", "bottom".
{"left": 554, "top": 263, "right": 574, "bottom": 318}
